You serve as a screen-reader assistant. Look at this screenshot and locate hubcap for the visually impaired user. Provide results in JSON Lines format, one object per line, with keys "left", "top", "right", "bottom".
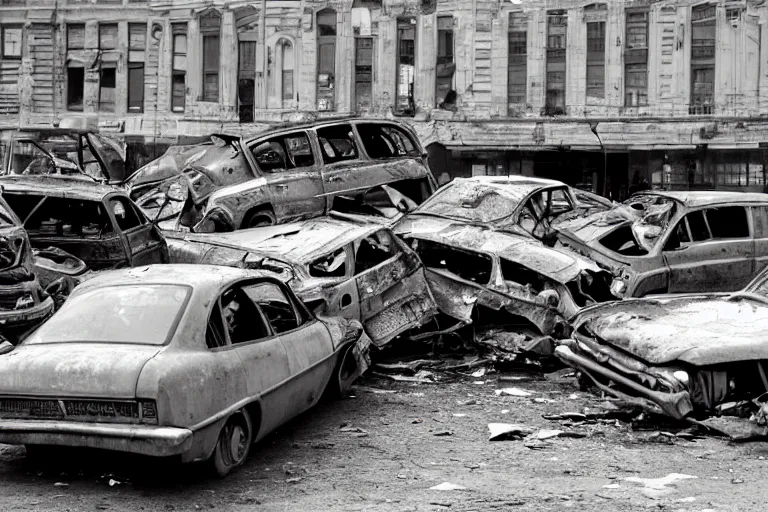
{"left": 222, "top": 423, "right": 247, "bottom": 467}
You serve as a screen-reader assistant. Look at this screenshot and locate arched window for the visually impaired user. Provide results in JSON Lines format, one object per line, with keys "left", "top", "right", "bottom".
{"left": 281, "top": 39, "right": 294, "bottom": 106}
{"left": 316, "top": 8, "right": 336, "bottom": 111}
{"left": 200, "top": 10, "right": 221, "bottom": 102}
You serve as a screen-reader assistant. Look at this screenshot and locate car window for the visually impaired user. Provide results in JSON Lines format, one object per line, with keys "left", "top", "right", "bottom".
{"left": 686, "top": 211, "right": 711, "bottom": 242}
{"left": 18, "top": 195, "right": 114, "bottom": 238}
{"left": 242, "top": 281, "right": 303, "bottom": 334}
{"left": 548, "top": 188, "right": 573, "bottom": 214}
{"left": 355, "top": 230, "right": 397, "bottom": 273}
{"left": 10, "top": 142, "right": 55, "bottom": 175}
{"left": 220, "top": 286, "right": 272, "bottom": 344}
{"left": 109, "top": 197, "right": 142, "bottom": 231}
{"left": 25, "top": 285, "right": 191, "bottom": 346}
{"left": 356, "top": 123, "right": 419, "bottom": 159}
{"left": 317, "top": 124, "right": 359, "bottom": 164}
{"left": 250, "top": 131, "right": 314, "bottom": 172}
{"left": 705, "top": 206, "right": 750, "bottom": 239}
{"left": 206, "top": 302, "right": 227, "bottom": 348}
{"left": 411, "top": 238, "right": 493, "bottom": 285}
{"left": 754, "top": 206, "right": 768, "bottom": 238}
{"left": 309, "top": 247, "right": 348, "bottom": 278}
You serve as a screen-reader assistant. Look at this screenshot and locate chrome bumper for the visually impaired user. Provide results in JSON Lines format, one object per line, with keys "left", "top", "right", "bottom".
{"left": 0, "top": 419, "right": 193, "bottom": 457}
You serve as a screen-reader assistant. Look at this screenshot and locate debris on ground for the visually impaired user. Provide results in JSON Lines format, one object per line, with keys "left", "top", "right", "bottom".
{"left": 488, "top": 423, "right": 534, "bottom": 441}
{"left": 494, "top": 388, "right": 533, "bottom": 397}
{"left": 623, "top": 473, "right": 697, "bottom": 499}
{"left": 371, "top": 370, "right": 437, "bottom": 383}
{"left": 429, "top": 482, "right": 467, "bottom": 491}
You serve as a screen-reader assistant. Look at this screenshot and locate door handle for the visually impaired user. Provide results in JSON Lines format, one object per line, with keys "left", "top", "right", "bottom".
{"left": 328, "top": 176, "right": 342, "bottom": 183}
{"left": 275, "top": 184, "right": 288, "bottom": 190}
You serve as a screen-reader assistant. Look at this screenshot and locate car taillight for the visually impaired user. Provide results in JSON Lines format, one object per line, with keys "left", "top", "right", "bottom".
{"left": 139, "top": 400, "right": 158, "bottom": 424}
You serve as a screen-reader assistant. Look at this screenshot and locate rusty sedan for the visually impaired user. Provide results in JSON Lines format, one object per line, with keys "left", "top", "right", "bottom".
{"left": 393, "top": 218, "right": 613, "bottom": 342}
{"left": 395, "top": 176, "right": 612, "bottom": 245}
{"left": 557, "top": 191, "right": 768, "bottom": 298}
{"left": 0, "top": 264, "right": 371, "bottom": 477}
{"left": 167, "top": 217, "right": 437, "bottom": 348}
{"left": 127, "top": 118, "right": 437, "bottom": 232}
{"left": 555, "top": 265, "right": 768, "bottom": 421}
{"left": 0, "top": 175, "right": 168, "bottom": 270}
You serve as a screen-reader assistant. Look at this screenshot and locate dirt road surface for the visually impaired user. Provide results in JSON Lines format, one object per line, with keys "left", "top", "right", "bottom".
{"left": 0, "top": 370, "right": 766, "bottom": 512}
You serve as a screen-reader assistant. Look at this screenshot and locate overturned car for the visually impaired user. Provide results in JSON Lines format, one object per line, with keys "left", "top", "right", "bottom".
{"left": 557, "top": 191, "right": 768, "bottom": 298}
{"left": 555, "top": 265, "right": 768, "bottom": 421}
{"left": 167, "top": 216, "right": 437, "bottom": 347}
{"left": 393, "top": 219, "right": 613, "bottom": 347}
{"left": 127, "top": 118, "right": 437, "bottom": 232}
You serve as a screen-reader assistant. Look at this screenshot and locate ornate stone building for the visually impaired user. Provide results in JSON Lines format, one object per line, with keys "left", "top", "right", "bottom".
{"left": 2, "top": 0, "right": 768, "bottom": 197}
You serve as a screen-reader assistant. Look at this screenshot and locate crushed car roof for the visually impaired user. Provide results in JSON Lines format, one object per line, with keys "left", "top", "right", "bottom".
{"left": 171, "top": 217, "right": 383, "bottom": 265}
{"left": 401, "top": 219, "right": 590, "bottom": 283}
{"left": 0, "top": 175, "right": 117, "bottom": 200}
{"left": 74, "top": 264, "right": 282, "bottom": 295}
{"left": 631, "top": 190, "right": 768, "bottom": 208}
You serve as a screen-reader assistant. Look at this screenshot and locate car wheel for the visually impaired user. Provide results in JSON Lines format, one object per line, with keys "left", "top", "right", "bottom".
{"left": 326, "top": 344, "right": 359, "bottom": 399}
{"left": 243, "top": 209, "right": 276, "bottom": 229}
{"left": 209, "top": 409, "right": 253, "bottom": 478}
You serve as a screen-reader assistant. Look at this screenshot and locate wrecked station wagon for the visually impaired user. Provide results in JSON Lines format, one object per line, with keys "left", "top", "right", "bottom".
{"left": 393, "top": 219, "right": 613, "bottom": 344}
{"left": 557, "top": 191, "right": 768, "bottom": 298}
{"left": 0, "top": 175, "right": 168, "bottom": 271}
{"left": 167, "top": 217, "right": 437, "bottom": 348}
{"left": 555, "top": 264, "right": 768, "bottom": 423}
{"left": 0, "top": 264, "right": 371, "bottom": 477}
{"left": 127, "top": 118, "right": 437, "bottom": 233}
{"left": 395, "top": 176, "right": 613, "bottom": 245}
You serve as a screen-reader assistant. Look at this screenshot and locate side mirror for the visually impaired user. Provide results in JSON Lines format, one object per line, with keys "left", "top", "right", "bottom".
{"left": 0, "top": 341, "right": 14, "bottom": 355}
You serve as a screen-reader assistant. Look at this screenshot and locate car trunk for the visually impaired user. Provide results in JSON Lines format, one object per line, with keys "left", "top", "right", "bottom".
{"left": 0, "top": 343, "right": 161, "bottom": 398}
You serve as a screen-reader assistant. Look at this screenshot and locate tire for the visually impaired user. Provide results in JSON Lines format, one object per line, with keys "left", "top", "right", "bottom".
{"left": 325, "top": 344, "right": 359, "bottom": 399}
{"left": 242, "top": 209, "right": 276, "bottom": 229}
{"left": 208, "top": 409, "right": 253, "bottom": 478}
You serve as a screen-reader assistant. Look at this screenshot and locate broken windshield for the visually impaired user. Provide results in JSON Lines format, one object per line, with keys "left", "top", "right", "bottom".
{"left": 595, "top": 194, "right": 678, "bottom": 255}
{"left": 413, "top": 182, "right": 520, "bottom": 224}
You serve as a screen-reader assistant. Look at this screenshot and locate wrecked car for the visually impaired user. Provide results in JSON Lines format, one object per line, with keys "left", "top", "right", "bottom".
{"left": 0, "top": 264, "right": 371, "bottom": 477}
{"left": 0, "top": 175, "right": 168, "bottom": 270}
{"left": 395, "top": 176, "right": 612, "bottom": 245}
{"left": 167, "top": 216, "right": 437, "bottom": 347}
{"left": 126, "top": 118, "right": 437, "bottom": 232}
{"left": 555, "top": 264, "right": 768, "bottom": 422}
{"left": 393, "top": 219, "right": 613, "bottom": 346}
{"left": 557, "top": 191, "right": 768, "bottom": 298}
{"left": 0, "top": 124, "right": 128, "bottom": 184}
{"left": 0, "top": 191, "right": 54, "bottom": 344}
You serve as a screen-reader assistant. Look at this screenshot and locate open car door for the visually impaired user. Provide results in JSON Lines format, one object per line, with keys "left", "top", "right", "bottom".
{"left": 85, "top": 133, "right": 128, "bottom": 185}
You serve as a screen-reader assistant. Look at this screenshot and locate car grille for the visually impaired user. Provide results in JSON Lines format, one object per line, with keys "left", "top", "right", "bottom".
{"left": 0, "top": 398, "right": 158, "bottom": 424}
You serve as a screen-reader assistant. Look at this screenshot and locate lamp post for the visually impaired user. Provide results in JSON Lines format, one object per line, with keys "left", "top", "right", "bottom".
{"left": 589, "top": 121, "right": 608, "bottom": 198}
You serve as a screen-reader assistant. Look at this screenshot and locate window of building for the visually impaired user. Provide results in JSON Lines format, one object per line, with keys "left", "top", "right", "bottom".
{"left": 1, "top": 26, "right": 22, "bottom": 59}
{"left": 691, "top": 4, "right": 716, "bottom": 115}
{"left": 171, "top": 23, "right": 187, "bottom": 113}
{"left": 625, "top": 10, "right": 648, "bottom": 107}
{"left": 586, "top": 21, "right": 605, "bottom": 100}
{"left": 354, "top": 37, "right": 374, "bottom": 113}
{"left": 66, "top": 24, "right": 86, "bottom": 111}
{"left": 281, "top": 39, "right": 294, "bottom": 103}
{"left": 98, "top": 24, "right": 118, "bottom": 50}
{"left": 127, "top": 23, "right": 146, "bottom": 113}
{"left": 317, "top": 8, "right": 337, "bottom": 111}
{"left": 396, "top": 17, "right": 416, "bottom": 116}
{"left": 238, "top": 40, "right": 256, "bottom": 123}
{"left": 200, "top": 10, "right": 221, "bottom": 102}
{"left": 98, "top": 67, "right": 116, "bottom": 112}
{"left": 435, "top": 15, "right": 454, "bottom": 107}
{"left": 716, "top": 152, "right": 765, "bottom": 187}
{"left": 507, "top": 12, "right": 527, "bottom": 112}
{"left": 545, "top": 11, "right": 567, "bottom": 116}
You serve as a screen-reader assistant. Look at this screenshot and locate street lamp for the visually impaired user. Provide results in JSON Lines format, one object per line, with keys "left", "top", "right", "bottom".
{"left": 589, "top": 121, "right": 608, "bottom": 198}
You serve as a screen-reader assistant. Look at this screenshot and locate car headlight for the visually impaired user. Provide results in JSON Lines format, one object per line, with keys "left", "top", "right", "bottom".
{"left": 610, "top": 277, "right": 627, "bottom": 297}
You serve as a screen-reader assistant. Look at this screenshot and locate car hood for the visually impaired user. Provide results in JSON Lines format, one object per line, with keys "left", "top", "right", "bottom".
{"left": 574, "top": 294, "right": 768, "bottom": 366}
{"left": 0, "top": 343, "right": 161, "bottom": 398}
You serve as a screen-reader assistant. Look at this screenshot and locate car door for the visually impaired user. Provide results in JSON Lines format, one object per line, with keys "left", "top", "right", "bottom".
{"left": 752, "top": 205, "right": 768, "bottom": 276}
{"left": 242, "top": 280, "right": 334, "bottom": 423}
{"left": 217, "top": 281, "right": 292, "bottom": 436}
{"left": 349, "top": 229, "right": 436, "bottom": 347}
{"left": 663, "top": 206, "right": 754, "bottom": 293}
{"left": 106, "top": 195, "right": 168, "bottom": 266}
{"left": 244, "top": 131, "right": 326, "bottom": 223}
{"left": 85, "top": 133, "right": 127, "bottom": 184}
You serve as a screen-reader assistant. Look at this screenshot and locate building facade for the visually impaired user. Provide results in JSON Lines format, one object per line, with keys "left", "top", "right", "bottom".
{"left": 2, "top": 0, "right": 768, "bottom": 198}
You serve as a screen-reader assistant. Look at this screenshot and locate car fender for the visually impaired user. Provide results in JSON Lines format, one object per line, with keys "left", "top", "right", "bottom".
{"left": 206, "top": 178, "right": 272, "bottom": 228}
